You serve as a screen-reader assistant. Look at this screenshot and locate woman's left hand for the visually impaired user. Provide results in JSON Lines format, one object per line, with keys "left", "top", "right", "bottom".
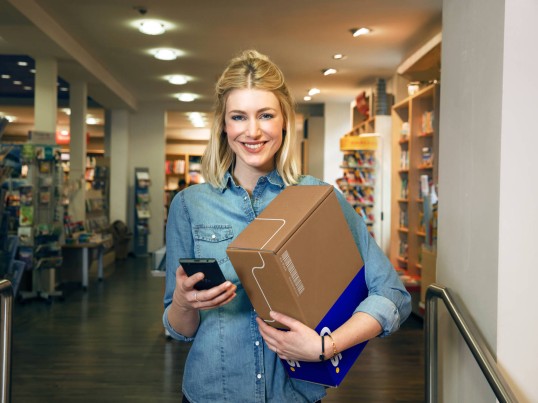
{"left": 256, "top": 311, "right": 321, "bottom": 362}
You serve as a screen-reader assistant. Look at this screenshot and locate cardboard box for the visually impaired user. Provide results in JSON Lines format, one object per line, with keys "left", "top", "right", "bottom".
{"left": 226, "top": 185, "right": 369, "bottom": 386}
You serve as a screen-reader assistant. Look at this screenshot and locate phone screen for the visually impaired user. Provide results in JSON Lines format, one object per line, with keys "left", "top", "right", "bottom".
{"left": 179, "top": 258, "right": 227, "bottom": 290}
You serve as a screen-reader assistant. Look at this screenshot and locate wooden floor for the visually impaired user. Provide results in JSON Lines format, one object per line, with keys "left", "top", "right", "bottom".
{"left": 11, "top": 256, "right": 425, "bottom": 402}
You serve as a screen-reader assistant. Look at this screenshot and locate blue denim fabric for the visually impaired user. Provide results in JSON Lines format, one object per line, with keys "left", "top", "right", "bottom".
{"left": 163, "top": 170, "right": 411, "bottom": 403}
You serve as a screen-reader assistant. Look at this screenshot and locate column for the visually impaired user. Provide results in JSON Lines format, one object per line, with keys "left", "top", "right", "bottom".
{"left": 68, "top": 80, "right": 88, "bottom": 222}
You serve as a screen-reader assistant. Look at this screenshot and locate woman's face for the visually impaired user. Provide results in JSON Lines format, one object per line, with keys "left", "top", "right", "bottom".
{"left": 224, "top": 88, "right": 284, "bottom": 175}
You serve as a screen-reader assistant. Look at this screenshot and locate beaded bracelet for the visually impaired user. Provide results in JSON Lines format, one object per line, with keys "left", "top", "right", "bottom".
{"left": 326, "top": 333, "right": 338, "bottom": 358}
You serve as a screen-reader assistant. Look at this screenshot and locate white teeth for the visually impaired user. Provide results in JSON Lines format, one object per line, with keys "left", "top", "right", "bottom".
{"left": 244, "top": 143, "right": 263, "bottom": 150}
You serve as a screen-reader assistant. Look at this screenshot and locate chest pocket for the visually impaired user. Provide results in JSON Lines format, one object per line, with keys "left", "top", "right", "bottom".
{"left": 193, "top": 225, "right": 234, "bottom": 265}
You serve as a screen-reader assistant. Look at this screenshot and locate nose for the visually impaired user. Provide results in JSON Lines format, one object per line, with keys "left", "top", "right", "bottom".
{"left": 247, "top": 119, "right": 261, "bottom": 138}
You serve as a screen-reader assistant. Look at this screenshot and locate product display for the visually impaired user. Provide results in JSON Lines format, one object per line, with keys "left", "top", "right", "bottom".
{"left": 134, "top": 168, "right": 151, "bottom": 256}
{"left": 390, "top": 83, "right": 440, "bottom": 309}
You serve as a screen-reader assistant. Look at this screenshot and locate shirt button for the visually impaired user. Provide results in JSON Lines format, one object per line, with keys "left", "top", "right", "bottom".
{"left": 255, "top": 341, "right": 260, "bottom": 346}
{"left": 257, "top": 374, "right": 262, "bottom": 379}
{"left": 244, "top": 196, "right": 248, "bottom": 201}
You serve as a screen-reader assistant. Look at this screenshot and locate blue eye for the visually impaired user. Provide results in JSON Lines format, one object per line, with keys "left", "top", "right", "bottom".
{"left": 260, "top": 113, "right": 274, "bottom": 120}
{"left": 231, "top": 115, "right": 246, "bottom": 121}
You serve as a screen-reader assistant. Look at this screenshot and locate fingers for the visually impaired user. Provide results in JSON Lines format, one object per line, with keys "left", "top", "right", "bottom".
{"left": 256, "top": 312, "right": 320, "bottom": 362}
{"left": 190, "top": 281, "right": 237, "bottom": 310}
{"left": 177, "top": 265, "right": 205, "bottom": 291}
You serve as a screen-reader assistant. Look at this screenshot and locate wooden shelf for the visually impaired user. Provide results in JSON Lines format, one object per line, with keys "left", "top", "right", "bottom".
{"left": 390, "top": 82, "right": 440, "bottom": 302}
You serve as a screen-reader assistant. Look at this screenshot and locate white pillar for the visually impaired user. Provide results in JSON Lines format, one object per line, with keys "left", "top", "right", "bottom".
{"left": 324, "top": 103, "right": 352, "bottom": 187}
{"left": 109, "top": 109, "right": 130, "bottom": 225}
{"left": 128, "top": 105, "right": 166, "bottom": 253}
{"left": 438, "top": 0, "right": 537, "bottom": 401}
{"left": 33, "top": 57, "right": 57, "bottom": 143}
{"left": 69, "top": 80, "right": 88, "bottom": 222}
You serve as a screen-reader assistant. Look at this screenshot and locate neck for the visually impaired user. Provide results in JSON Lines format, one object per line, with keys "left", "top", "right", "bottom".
{"left": 232, "top": 165, "right": 273, "bottom": 195}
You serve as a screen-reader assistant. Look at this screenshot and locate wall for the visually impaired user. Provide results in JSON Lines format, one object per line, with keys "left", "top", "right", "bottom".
{"left": 497, "top": 0, "right": 538, "bottom": 401}
{"left": 323, "top": 103, "right": 352, "bottom": 186}
{"left": 305, "top": 116, "right": 324, "bottom": 180}
{"left": 128, "top": 104, "right": 166, "bottom": 253}
{"left": 439, "top": 0, "right": 537, "bottom": 401}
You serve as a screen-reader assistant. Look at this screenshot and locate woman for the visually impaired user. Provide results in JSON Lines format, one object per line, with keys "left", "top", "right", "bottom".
{"left": 163, "top": 50, "right": 411, "bottom": 403}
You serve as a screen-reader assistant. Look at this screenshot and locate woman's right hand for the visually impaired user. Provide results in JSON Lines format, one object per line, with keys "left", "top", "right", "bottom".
{"left": 173, "top": 265, "right": 237, "bottom": 312}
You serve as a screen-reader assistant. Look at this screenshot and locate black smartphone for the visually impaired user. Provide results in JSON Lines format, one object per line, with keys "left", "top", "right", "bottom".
{"left": 179, "top": 258, "right": 227, "bottom": 290}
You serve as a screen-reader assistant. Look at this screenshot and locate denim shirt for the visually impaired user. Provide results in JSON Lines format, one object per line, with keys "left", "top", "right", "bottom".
{"left": 163, "top": 170, "right": 411, "bottom": 403}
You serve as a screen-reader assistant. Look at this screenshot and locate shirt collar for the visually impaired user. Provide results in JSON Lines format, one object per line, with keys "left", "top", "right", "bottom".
{"left": 219, "top": 169, "right": 285, "bottom": 193}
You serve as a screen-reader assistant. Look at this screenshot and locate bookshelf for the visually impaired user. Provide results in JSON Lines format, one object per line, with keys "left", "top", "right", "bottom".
{"left": 337, "top": 115, "right": 392, "bottom": 253}
{"left": 134, "top": 168, "right": 151, "bottom": 257}
{"left": 389, "top": 83, "right": 440, "bottom": 304}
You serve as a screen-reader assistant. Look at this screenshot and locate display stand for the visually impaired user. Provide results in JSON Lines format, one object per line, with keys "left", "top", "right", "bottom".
{"left": 0, "top": 143, "right": 65, "bottom": 303}
{"left": 134, "top": 168, "right": 151, "bottom": 257}
{"left": 389, "top": 83, "right": 440, "bottom": 313}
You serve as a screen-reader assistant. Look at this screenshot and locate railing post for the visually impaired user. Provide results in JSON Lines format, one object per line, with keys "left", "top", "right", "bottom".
{"left": 425, "top": 283, "right": 517, "bottom": 403}
{"left": 425, "top": 285, "right": 438, "bottom": 403}
{"left": 0, "top": 279, "right": 13, "bottom": 403}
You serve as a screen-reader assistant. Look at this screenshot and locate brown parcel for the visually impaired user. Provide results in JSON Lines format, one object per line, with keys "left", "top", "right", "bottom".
{"left": 226, "top": 185, "right": 364, "bottom": 329}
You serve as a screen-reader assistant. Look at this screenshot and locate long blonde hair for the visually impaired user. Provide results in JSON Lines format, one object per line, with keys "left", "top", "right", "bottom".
{"left": 201, "top": 50, "right": 300, "bottom": 188}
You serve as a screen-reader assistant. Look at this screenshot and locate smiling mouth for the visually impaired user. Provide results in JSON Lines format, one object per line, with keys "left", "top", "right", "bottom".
{"left": 242, "top": 142, "right": 266, "bottom": 150}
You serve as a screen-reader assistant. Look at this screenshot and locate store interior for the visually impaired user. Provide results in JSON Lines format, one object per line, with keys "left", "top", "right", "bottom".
{"left": 2, "top": 0, "right": 536, "bottom": 402}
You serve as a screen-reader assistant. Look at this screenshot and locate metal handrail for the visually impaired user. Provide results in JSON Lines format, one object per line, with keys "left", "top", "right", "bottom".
{"left": 425, "top": 283, "right": 517, "bottom": 403}
{"left": 0, "top": 279, "right": 12, "bottom": 403}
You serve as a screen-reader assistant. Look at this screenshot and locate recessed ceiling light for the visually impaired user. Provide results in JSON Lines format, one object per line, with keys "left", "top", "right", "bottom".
{"left": 188, "top": 112, "right": 206, "bottom": 127}
{"left": 152, "top": 48, "right": 181, "bottom": 61}
{"left": 23, "top": 86, "right": 32, "bottom": 91}
{"left": 138, "top": 19, "right": 166, "bottom": 35}
{"left": 59, "top": 87, "right": 69, "bottom": 92}
{"left": 1, "top": 115, "right": 16, "bottom": 122}
{"left": 17, "top": 61, "right": 28, "bottom": 66}
{"left": 333, "top": 54, "right": 346, "bottom": 60}
{"left": 167, "top": 75, "right": 189, "bottom": 85}
{"left": 322, "top": 68, "right": 337, "bottom": 76}
{"left": 176, "top": 93, "right": 197, "bottom": 102}
{"left": 13, "top": 80, "right": 22, "bottom": 85}
{"left": 1, "top": 74, "right": 11, "bottom": 79}
{"left": 86, "top": 117, "right": 100, "bottom": 125}
{"left": 304, "top": 96, "right": 312, "bottom": 101}
{"left": 62, "top": 108, "right": 71, "bottom": 115}
{"left": 350, "top": 27, "right": 371, "bottom": 37}
{"left": 308, "top": 88, "right": 320, "bottom": 96}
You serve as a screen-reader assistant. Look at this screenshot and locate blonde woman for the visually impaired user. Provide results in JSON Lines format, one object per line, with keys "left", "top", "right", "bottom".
{"left": 163, "top": 50, "right": 411, "bottom": 403}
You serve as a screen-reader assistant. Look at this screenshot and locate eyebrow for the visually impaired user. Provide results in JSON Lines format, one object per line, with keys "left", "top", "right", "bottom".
{"left": 227, "top": 107, "right": 277, "bottom": 115}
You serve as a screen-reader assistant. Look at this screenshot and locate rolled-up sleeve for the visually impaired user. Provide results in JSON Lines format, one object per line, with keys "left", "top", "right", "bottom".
{"left": 335, "top": 189, "right": 412, "bottom": 337}
{"left": 162, "top": 191, "right": 197, "bottom": 342}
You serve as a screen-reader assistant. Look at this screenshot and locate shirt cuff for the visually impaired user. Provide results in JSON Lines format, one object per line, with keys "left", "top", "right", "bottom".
{"left": 354, "top": 295, "right": 401, "bottom": 337}
{"left": 162, "top": 305, "right": 196, "bottom": 342}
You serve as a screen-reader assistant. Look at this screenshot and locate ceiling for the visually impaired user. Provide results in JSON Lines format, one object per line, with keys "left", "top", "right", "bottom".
{"left": 0, "top": 0, "right": 442, "bottom": 141}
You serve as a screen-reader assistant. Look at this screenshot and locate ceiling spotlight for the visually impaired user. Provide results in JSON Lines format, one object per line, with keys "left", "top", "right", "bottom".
{"left": 303, "top": 96, "right": 312, "bottom": 101}
{"left": 167, "top": 75, "right": 189, "bottom": 85}
{"left": 13, "top": 80, "right": 22, "bottom": 85}
{"left": 322, "top": 68, "right": 337, "bottom": 76}
{"left": 138, "top": 19, "right": 166, "bottom": 35}
{"left": 188, "top": 112, "right": 206, "bottom": 127}
{"left": 333, "top": 54, "right": 346, "bottom": 60}
{"left": 1, "top": 74, "right": 10, "bottom": 79}
{"left": 176, "top": 93, "right": 197, "bottom": 102}
{"left": 350, "top": 27, "right": 371, "bottom": 37}
{"left": 17, "top": 61, "right": 28, "bottom": 66}
{"left": 308, "top": 88, "right": 320, "bottom": 96}
{"left": 152, "top": 48, "right": 180, "bottom": 61}
{"left": 86, "top": 117, "right": 100, "bottom": 125}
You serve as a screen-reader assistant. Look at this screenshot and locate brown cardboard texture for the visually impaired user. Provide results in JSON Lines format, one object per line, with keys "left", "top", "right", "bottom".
{"left": 226, "top": 185, "right": 364, "bottom": 329}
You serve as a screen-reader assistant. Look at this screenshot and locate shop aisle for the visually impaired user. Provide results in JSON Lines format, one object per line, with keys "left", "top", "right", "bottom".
{"left": 11, "top": 256, "right": 424, "bottom": 403}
